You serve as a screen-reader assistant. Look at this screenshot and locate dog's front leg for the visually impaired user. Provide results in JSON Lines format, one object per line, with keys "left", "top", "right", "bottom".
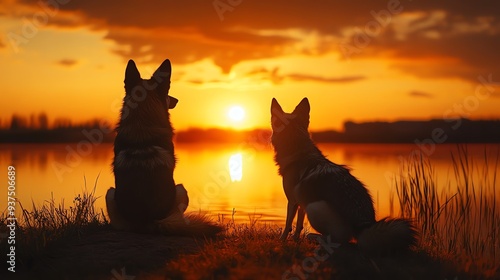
{"left": 292, "top": 206, "right": 305, "bottom": 240}
{"left": 280, "top": 202, "right": 298, "bottom": 240}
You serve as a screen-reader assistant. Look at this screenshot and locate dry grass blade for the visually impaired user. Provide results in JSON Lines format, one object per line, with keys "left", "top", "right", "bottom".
{"left": 393, "top": 145, "right": 499, "bottom": 278}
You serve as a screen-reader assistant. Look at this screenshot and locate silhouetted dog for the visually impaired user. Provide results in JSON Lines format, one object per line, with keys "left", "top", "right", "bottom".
{"left": 106, "top": 59, "right": 187, "bottom": 232}
{"left": 271, "top": 98, "right": 417, "bottom": 255}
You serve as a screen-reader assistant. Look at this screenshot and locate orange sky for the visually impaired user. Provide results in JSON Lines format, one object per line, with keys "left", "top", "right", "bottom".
{"left": 1, "top": 0, "right": 499, "bottom": 131}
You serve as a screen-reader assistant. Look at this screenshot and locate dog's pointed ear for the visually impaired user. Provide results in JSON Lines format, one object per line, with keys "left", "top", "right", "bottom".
{"left": 292, "top": 98, "right": 310, "bottom": 117}
{"left": 271, "top": 98, "right": 284, "bottom": 115}
{"left": 152, "top": 59, "right": 172, "bottom": 91}
{"left": 125, "top": 60, "right": 141, "bottom": 92}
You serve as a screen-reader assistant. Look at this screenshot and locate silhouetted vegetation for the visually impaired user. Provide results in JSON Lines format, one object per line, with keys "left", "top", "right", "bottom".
{"left": 0, "top": 113, "right": 114, "bottom": 143}
{"left": 326, "top": 119, "right": 500, "bottom": 143}
{"left": 394, "top": 146, "right": 500, "bottom": 279}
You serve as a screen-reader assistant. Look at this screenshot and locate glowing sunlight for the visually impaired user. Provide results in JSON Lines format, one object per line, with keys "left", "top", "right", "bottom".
{"left": 228, "top": 153, "right": 243, "bottom": 182}
{"left": 227, "top": 105, "right": 246, "bottom": 123}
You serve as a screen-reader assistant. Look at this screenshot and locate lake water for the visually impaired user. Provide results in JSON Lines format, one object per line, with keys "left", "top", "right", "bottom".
{"left": 1, "top": 143, "right": 499, "bottom": 227}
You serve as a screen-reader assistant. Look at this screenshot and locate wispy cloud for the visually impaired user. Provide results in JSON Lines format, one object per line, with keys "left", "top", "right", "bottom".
{"left": 287, "top": 74, "right": 365, "bottom": 83}
{"left": 246, "top": 67, "right": 283, "bottom": 84}
{"left": 409, "top": 90, "right": 433, "bottom": 98}
{"left": 56, "top": 59, "right": 78, "bottom": 67}
{"left": 186, "top": 79, "right": 225, "bottom": 85}
{"left": 246, "top": 67, "right": 364, "bottom": 85}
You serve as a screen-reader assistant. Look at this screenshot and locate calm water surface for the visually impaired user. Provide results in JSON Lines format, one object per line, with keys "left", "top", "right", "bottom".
{"left": 1, "top": 143, "right": 498, "bottom": 226}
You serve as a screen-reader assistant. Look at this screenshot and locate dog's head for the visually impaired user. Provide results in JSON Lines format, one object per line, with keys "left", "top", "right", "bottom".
{"left": 122, "top": 59, "right": 178, "bottom": 121}
{"left": 270, "top": 97, "right": 310, "bottom": 147}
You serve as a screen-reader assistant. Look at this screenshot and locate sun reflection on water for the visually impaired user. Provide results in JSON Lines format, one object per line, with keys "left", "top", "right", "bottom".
{"left": 228, "top": 153, "right": 243, "bottom": 182}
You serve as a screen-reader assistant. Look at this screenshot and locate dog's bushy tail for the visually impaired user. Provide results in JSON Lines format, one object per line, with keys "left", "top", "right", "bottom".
{"left": 156, "top": 213, "right": 223, "bottom": 237}
{"left": 357, "top": 218, "right": 417, "bottom": 256}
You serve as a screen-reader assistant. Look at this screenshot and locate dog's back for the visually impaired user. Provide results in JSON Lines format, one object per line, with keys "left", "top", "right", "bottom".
{"left": 113, "top": 146, "right": 176, "bottom": 226}
{"left": 296, "top": 154, "right": 376, "bottom": 233}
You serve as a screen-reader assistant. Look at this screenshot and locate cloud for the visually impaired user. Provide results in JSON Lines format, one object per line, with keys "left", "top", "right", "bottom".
{"left": 186, "top": 79, "right": 225, "bottom": 85}
{"left": 246, "top": 67, "right": 283, "bottom": 84}
{"left": 341, "top": 10, "right": 500, "bottom": 81}
{"left": 287, "top": 74, "right": 365, "bottom": 83}
{"left": 107, "top": 26, "right": 294, "bottom": 73}
{"left": 246, "top": 67, "right": 365, "bottom": 85}
{"left": 187, "top": 79, "right": 204, "bottom": 85}
{"left": 56, "top": 59, "right": 78, "bottom": 67}
{"left": 14, "top": 0, "right": 500, "bottom": 80}
{"left": 409, "top": 91, "right": 433, "bottom": 98}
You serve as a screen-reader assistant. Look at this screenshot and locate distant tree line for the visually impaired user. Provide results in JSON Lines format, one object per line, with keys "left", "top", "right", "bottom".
{"left": 1, "top": 114, "right": 499, "bottom": 143}
{"left": 313, "top": 119, "right": 500, "bottom": 143}
{"left": 0, "top": 113, "right": 115, "bottom": 143}
{"left": 2, "top": 113, "right": 88, "bottom": 130}
{"left": 7, "top": 113, "right": 50, "bottom": 130}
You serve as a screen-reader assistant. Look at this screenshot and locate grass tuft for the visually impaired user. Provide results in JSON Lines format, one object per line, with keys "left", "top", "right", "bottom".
{"left": 394, "top": 145, "right": 500, "bottom": 279}
{"left": 1, "top": 176, "right": 109, "bottom": 270}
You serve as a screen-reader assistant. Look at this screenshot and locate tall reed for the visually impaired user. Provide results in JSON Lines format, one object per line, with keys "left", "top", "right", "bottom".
{"left": 394, "top": 145, "right": 499, "bottom": 276}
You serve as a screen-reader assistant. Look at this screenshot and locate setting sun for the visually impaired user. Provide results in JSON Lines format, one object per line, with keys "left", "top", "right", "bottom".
{"left": 227, "top": 106, "right": 246, "bottom": 122}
